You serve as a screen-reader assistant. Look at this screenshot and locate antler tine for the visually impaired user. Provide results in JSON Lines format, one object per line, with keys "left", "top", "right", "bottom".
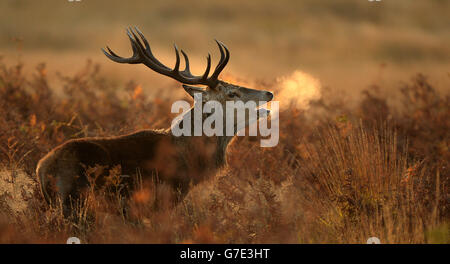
{"left": 101, "top": 45, "right": 140, "bottom": 64}
{"left": 134, "top": 27, "right": 150, "bottom": 51}
{"left": 215, "top": 40, "right": 225, "bottom": 69}
{"left": 173, "top": 44, "right": 181, "bottom": 73}
{"left": 209, "top": 40, "right": 230, "bottom": 81}
{"left": 101, "top": 27, "right": 151, "bottom": 65}
{"left": 105, "top": 47, "right": 120, "bottom": 58}
{"left": 180, "top": 50, "right": 212, "bottom": 82}
{"left": 128, "top": 27, "right": 144, "bottom": 53}
{"left": 180, "top": 49, "right": 191, "bottom": 76}
{"left": 220, "top": 41, "right": 230, "bottom": 69}
{"left": 202, "top": 53, "right": 212, "bottom": 81}
{"left": 127, "top": 29, "right": 145, "bottom": 58}
{"left": 133, "top": 27, "right": 171, "bottom": 70}
{"left": 101, "top": 29, "right": 142, "bottom": 64}
{"left": 102, "top": 27, "right": 230, "bottom": 88}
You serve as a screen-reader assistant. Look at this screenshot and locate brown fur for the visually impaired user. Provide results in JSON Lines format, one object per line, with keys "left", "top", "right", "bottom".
{"left": 36, "top": 81, "right": 273, "bottom": 216}
{"left": 38, "top": 25, "right": 274, "bottom": 216}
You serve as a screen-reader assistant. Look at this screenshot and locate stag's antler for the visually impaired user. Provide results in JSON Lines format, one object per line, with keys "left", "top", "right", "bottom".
{"left": 102, "top": 27, "right": 229, "bottom": 89}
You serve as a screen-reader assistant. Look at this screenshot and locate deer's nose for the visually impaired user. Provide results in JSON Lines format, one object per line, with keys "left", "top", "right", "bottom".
{"left": 265, "top": 91, "right": 274, "bottom": 101}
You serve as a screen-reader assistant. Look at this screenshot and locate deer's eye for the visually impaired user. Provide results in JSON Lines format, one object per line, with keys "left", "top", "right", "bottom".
{"left": 228, "top": 92, "right": 239, "bottom": 98}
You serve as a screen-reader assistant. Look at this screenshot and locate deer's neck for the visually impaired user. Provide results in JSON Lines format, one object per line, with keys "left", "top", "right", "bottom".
{"left": 169, "top": 106, "right": 234, "bottom": 168}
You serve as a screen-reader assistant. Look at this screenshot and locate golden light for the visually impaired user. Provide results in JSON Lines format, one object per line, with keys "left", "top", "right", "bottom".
{"left": 277, "top": 70, "right": 321, "bottom": 110}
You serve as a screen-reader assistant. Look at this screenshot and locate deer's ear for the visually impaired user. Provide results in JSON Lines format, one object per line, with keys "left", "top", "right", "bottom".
{"left": 182, "top": 85, "right": 208, "bottom": 100}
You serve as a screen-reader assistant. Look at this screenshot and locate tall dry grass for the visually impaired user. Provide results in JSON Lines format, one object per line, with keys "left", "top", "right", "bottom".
{"left": 0, "top": 59, "right": 448, "bottom": 243}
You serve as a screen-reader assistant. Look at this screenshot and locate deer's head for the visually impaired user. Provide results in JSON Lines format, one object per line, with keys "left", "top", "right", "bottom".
{"left": 103, "top": 27, "right": 273, "bottom": 134}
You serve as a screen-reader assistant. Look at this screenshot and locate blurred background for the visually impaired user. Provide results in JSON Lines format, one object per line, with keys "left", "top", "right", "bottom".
{"left": 1, "top": 0, "right": 449, "bottom": 97}
{"left": 0, "top": 0, "right": 449, "bottom": 243}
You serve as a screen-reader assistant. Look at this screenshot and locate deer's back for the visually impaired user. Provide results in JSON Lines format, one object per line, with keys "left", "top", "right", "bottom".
{"left": 36, "top": 129, "right": 182, "bottom": 203}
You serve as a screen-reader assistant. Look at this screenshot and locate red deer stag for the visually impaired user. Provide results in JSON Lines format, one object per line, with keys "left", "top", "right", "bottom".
{"left": 36, "top": 27, "right": 273, "bottom": 216}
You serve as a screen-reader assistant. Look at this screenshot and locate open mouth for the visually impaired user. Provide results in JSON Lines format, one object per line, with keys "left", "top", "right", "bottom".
{"left": 235, "top": 99, "right": 272, "bottom": 133}
{"left": 256, "top": 98, "right": 273, "bottom": 119}
{"left": 257, "top": 107, "right": 270, "bottom": 118}
{"left": 230, "top": 96, "right": 274, "bottom": 132}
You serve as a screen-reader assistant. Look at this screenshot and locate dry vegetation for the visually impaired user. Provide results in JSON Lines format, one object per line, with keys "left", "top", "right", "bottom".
{"left": 0, "top": 59, "right": 447, "bottom": 244}
{"left": 0, "top": 0, "right": 449, "bottom": 244}
{"left": 2, "top": 0, "right": 450, "bottom": 92}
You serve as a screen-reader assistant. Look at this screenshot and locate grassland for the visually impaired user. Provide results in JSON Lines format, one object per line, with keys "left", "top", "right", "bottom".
{"left": 1, "top": 0, "right": 449, "bottom": 92}
{"left": 0, "top": 0, "right": 448, "bottom": 243}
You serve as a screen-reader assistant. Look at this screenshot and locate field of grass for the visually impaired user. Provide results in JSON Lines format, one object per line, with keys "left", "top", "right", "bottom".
{"left": 0, "top": 0, "right": 448, "bottom": 243}
{"left": 2, "top": 0, "right": 450, "bottom": 93}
